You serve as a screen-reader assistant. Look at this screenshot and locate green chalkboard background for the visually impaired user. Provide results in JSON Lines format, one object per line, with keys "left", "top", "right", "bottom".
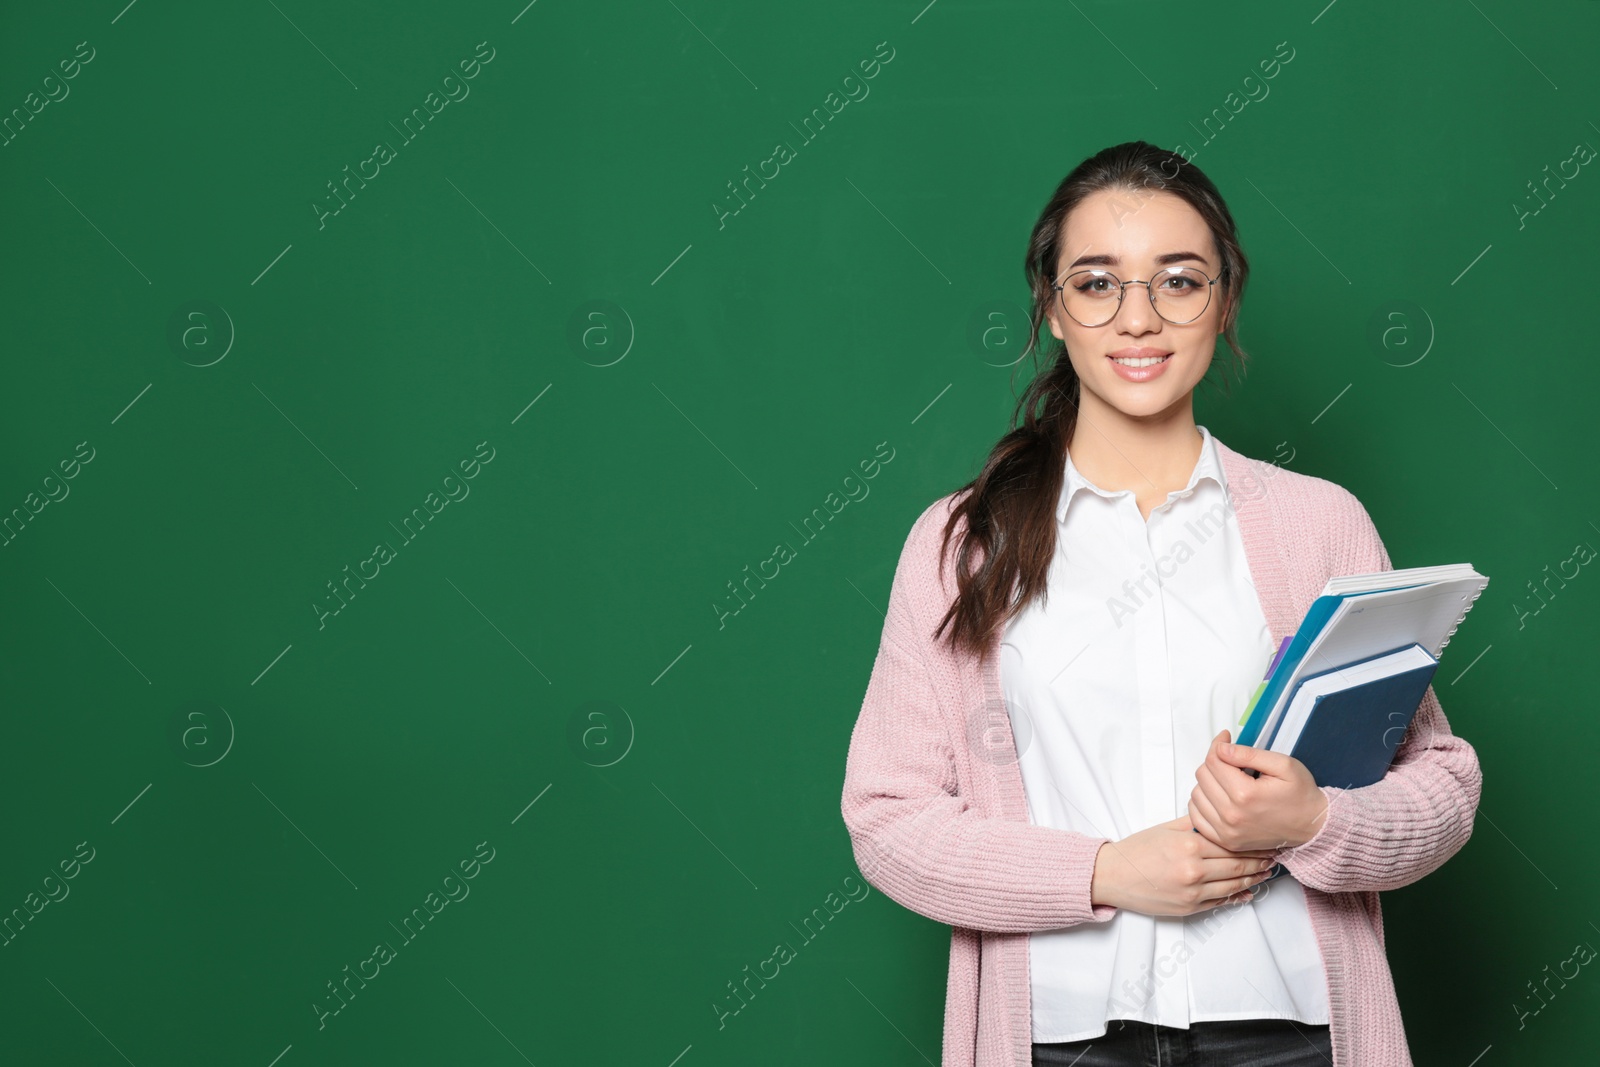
{"left": 0, "top": 1, "right": 1594, "bottom": 1063}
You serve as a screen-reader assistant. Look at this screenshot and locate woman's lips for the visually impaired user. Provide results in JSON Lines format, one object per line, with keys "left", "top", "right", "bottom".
{"left": 1106, "top": 352, "right": 1172, "bottom": 382}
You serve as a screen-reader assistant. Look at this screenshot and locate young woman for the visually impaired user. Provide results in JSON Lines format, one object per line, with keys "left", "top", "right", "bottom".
{"left": 840, "top": 141, "right": 1481, "bottom": 1067}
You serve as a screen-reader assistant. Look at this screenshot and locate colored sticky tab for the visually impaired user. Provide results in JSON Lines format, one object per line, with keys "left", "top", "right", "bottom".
{"left": 1238, "top": 680, "right": 1267, "bottom": 727}
{"left": 1265, "top": 635, "right": 1292, "bottom": 678}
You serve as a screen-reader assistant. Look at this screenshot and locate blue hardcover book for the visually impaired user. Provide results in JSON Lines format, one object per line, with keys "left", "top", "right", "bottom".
{"left": 1267, "top": 645, "right": 1439, "bottom": 789}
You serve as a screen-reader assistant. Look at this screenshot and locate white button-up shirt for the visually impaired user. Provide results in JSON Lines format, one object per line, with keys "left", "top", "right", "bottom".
{"left": 1001, "top": 424, "right": 1331, "bottom": 1042}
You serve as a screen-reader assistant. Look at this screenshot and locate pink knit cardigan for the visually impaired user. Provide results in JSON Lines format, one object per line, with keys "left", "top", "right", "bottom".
{"left": 840, "top": 437, "right": 1482, "bottom": 1067}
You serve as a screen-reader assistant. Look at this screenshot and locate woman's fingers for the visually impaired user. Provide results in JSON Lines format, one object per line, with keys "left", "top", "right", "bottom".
{"left": 1188, "top": 783, "right": 1234, "bottom": 843}
{"left": 1186, "top": 797, "right": 1221, "bottom": 843}
{"left": 1232, "top": 868, "right": 1274, "bottom": 894}
{"left": 1191, "top": 829, "right": 1278, "bottom": 860}
{"left": 1199, "top": 866, "right": 1274, "bottom": 908}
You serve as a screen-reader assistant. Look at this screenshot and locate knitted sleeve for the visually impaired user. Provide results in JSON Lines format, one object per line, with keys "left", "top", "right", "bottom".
{"left": 840, "top": 503, "right": 1119, "bottom": 933}
{"left": 1272, "top": 489, "right": 1484, "bottom": 893}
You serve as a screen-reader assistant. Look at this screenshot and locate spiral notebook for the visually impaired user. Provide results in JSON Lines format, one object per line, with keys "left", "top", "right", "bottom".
{"left": 1237, "top": 563, "right": 1489, "bottom": 751}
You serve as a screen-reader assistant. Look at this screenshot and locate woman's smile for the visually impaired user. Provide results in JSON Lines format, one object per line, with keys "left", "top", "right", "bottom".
{"left": 1107, "top": 346, "right": 1174, "bottom": 381}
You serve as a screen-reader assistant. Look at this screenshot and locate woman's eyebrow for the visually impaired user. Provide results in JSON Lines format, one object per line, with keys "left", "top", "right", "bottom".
{"left": 1066, "top": 250, "right": 1211, "bottom": 270}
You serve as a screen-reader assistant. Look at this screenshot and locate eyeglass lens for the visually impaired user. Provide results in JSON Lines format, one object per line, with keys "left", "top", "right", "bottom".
{"left": 1058, "top": 267, "right": 1213, "bottom": 327}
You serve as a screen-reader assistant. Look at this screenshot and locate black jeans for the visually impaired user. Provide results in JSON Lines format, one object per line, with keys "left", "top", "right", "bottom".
{"left": 1033, "top": 1017, "right": 1333, "bottom": 1066}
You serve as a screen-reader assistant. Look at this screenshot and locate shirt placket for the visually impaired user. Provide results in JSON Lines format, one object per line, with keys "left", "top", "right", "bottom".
{"left": 1130, "top": 494, "right": 1189, "bottom": 1027}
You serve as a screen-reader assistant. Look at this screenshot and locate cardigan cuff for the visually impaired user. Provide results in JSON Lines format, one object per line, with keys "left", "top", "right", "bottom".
{"left": 1274, "top": 785, "right": 1347, "bottom": 873}
{"left": 1083, "top": 839, "right": 1118, "bottom": 922}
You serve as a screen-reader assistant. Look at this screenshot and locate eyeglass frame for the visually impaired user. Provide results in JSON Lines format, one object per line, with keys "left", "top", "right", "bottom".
{"left": 1050, "top": 266, "right": 1224, "bottom": 327}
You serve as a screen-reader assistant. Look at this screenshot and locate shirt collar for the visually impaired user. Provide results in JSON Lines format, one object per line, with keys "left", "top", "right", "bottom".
{"left": 1054, "top": 424, "right": 1227, "bottom": 526}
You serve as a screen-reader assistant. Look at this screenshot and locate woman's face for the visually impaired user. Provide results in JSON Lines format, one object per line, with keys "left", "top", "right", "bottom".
{"left": 1045, "top": 188, "right": 1226, "bottom": 423}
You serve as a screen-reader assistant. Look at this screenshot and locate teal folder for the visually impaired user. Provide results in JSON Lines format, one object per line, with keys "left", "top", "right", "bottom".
{"left": 1235, "top": 583, "right": 1431, "bottom": 748}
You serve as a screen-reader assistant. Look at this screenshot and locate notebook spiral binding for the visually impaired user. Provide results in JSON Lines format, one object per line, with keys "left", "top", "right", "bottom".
{"left": 1439, "top": 588, "right": 1484, "bottom": 652}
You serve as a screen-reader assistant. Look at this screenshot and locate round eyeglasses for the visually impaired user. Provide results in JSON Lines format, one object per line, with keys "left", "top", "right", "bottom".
{"left": 1051, "top": 266, "right": 1220, "bottom": 328}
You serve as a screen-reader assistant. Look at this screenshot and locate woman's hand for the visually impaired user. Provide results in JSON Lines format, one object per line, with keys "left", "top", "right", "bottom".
{"left": 1089, "top": 814, "right": 1279, "bottom": 916}
{"left": 1187, "top": 729, "right": 1330, "bottom": 853}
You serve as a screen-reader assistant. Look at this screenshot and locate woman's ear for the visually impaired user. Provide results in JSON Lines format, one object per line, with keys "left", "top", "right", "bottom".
{"left": 1045, "top": 308, "right": 1065, "bottom": 342}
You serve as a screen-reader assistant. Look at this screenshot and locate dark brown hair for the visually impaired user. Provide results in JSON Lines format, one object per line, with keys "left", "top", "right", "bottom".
{"left": 933, "top": 140, "right": 1251, "bottom": 661}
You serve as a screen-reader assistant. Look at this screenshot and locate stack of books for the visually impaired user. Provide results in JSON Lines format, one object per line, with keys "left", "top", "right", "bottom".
{"left": 1227, "top": 563, "right": 1489, "bottom": 884}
